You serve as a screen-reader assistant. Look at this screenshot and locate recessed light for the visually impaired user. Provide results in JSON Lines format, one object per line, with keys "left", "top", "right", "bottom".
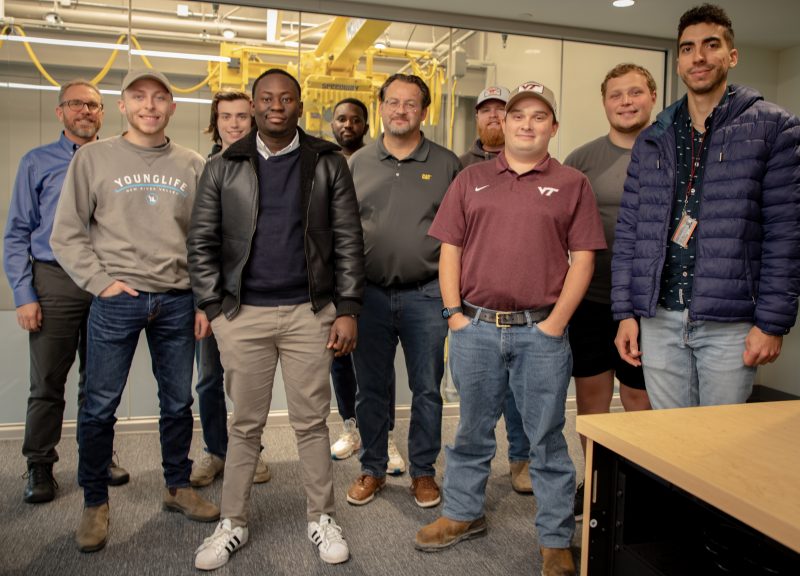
{"left": 613, "top": 0, "right": 635, "bottom": 7}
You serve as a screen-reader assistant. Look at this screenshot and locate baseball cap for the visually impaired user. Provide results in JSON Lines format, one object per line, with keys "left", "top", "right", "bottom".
{"left": 121, "top": 69, "right": 172, "bottom": 95}
{"left": 506, "top": 81, "right": 557, "bottom": 121}
{"left": 475, "top": 85, "right": 510, "bottom": 109}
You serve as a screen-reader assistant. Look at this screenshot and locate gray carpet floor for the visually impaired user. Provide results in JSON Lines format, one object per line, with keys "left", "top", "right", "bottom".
{"left": 0, "top": 414, "right": 585, "bottom": 576}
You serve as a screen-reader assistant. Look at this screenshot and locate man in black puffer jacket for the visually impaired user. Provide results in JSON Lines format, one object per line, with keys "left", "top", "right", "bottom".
{"left": 188, "top": 68, "right": 364, "bottom": 571}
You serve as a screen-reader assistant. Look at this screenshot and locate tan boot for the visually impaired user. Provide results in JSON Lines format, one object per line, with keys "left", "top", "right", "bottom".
{"left": 540, "top": 547, "right": 576, "bottom": 576}
{"left": 76, "top": 502, "right": 109, "bottom": 553}
{"left": 509, "top": 460, "right": 533, "bottom": 494}
{"left": 253, "top": 451, "right": 271, "bottom": 484}
{"left": 163, "top": 487, "right": 220, "bottom": 522}
{"left": 414, "top": 516, "right": 487, "bottom": 551}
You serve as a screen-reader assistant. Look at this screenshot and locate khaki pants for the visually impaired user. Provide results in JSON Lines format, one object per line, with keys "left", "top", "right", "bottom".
{"left": 211, "top": 302, "right": 336, "bottom": 525}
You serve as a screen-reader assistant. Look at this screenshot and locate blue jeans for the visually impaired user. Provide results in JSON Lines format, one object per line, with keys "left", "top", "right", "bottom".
{"left": 78, "top": 291, "right": 195, "bottom": 506}
{"left": 640, "top": 307, "right": 756, "bottom": 409}
{"left": 504, "top": 388, "right": 530, "bottom": 462}
{"left": 195, "top": 334, "right": 228, "bottom": 458}
{"left": 331, "top": 354, "right": 396, "bottom": 429}
{"left": 353, "top": 280, "right": 448, "bottom": 478}
{"left": 443, "top": 313, "right": 575, "bottom": 548}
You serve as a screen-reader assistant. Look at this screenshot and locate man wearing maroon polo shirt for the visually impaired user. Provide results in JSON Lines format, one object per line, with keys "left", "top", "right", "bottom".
{"left": 416, "top": 81, "right": 606, "bottom": 576}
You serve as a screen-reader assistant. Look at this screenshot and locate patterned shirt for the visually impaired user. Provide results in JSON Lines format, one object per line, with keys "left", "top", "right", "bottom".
{"left": 659, "top": 89, "right": 729, "bottom": 310}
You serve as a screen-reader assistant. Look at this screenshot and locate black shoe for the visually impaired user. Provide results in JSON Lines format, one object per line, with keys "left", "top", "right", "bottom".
{"left": 574, "top": 480, "right": 585, "bottom": 521}
{"left": 23, "top": 463, "right": 58, "bottom": 504}
{"left": 108, "top": 452, "right": 130, "bottom": 487}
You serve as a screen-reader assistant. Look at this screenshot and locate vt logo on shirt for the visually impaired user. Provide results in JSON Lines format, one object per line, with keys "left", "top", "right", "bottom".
{"left": 538, "top": 186, "right": 559, "bottom": 197}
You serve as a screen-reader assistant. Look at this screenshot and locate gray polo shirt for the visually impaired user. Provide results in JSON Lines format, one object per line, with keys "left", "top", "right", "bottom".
{"left": 349, "top": 133, "right": 461, "bottom": 286}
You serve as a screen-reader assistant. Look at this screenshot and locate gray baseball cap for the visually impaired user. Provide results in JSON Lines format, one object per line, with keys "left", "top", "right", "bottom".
{"left": 506, "top": 80, "right": 557, "bottom": 121}
{"left": 475, "top": 85, "right": 510, "bottom": 109}
{"left": 121, "top": 68, "right": 172, "bottom": 95}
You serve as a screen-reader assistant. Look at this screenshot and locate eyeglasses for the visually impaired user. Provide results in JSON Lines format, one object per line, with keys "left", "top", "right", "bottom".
{"left": 383, "top": 99, "right": 420, "bottom": 112}
{"left": 60, "top": 99, "right": 104, "bottom": 112}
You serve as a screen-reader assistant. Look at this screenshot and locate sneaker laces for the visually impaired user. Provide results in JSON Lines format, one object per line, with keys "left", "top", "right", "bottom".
{"left": 23, "top": 465, "right": 58, "bottom": 489}
{"left": 197, "top": 522, "right": 240, "bottom": 556}
{"left": 317, "top": 518, "right": 344, "bottom": 549}
{"left": 387, "top": 437, "right": 402, "bottom": 460}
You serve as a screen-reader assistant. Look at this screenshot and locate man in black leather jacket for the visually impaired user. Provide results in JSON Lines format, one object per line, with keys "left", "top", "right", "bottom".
{"left": 187, "top": 68, "right": 364, "bottom": 571}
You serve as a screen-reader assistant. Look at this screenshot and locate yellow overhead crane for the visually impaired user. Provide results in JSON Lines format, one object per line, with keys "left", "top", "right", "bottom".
{"left": 209, "top": 17, "right": 446, "bottom": 136}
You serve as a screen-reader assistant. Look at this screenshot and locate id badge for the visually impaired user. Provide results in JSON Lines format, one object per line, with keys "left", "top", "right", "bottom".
{"left": 671, "top": 213, "right": 697, "bottom": 248}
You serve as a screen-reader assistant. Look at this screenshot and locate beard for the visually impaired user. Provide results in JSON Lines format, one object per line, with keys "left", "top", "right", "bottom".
{"left": 478, "top": 123, "right": 504, "bottom": 149}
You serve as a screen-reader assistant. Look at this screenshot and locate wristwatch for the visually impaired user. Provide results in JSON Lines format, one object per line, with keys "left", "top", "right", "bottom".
{"left": 441, "top": 306, "right": 463, "bottom": 319}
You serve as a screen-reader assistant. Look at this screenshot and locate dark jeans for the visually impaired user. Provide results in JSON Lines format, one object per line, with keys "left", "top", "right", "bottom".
{"left": 331, "top": 354, "right": 396, "bottom": 430}
{"left": 195, "top": 334, "right": 227, "bottom": 458}
{"left": 353, "top": 280, "right": 448, "bottom": 478}
{"left": 23, "top": 261, "right": 92, "bottom": 464}
{"left": 78, "top": 291, "right": 195, "bottom": 506}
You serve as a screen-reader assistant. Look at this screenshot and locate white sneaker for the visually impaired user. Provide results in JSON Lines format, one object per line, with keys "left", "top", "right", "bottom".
{"left": 331, "top": 418, "right": 361, "bottom": 460}
{"left": 307, "top": 514, "right": 349, "bottom": 564}
{"left": 387, "top": 432, "right": 406, "bottom": 475}
{"left": 195, "top": 519, "right": 248, "bottom": 571}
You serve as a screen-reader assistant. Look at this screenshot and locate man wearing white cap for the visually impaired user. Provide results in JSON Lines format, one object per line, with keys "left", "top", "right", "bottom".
{"left": 458, "top": 85, "right": 533, "bottom": 495}
{"left": 417, "top": 81, "right": 606, "bottom": 576}
{"left": 51, "top": 68, "right": 219, "bottom": 553}
{"left": 459, "top": 86, "right": 510, "bottom": 167}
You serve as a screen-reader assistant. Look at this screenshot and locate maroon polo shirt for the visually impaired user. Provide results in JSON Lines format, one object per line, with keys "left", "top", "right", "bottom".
{"left": 429, "top": 152, "right": 606, "bottom": 310}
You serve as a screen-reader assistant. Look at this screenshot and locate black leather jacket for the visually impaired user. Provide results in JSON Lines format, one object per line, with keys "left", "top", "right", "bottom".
{"left": 187, "top": 128, "right": 364, "bottom": 321}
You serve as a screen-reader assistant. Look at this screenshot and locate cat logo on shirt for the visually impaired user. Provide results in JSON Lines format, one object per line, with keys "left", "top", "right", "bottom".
{"left": 421, "top": 173, "right": 432, "bottom": 181}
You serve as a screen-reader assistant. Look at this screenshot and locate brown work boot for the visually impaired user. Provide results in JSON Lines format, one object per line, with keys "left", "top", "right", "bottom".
{"left": 76, "top": 502, "right": 109, "bottom": 553}
{"left": 163, "top": 487, "right": 220, "bottom": 522}
{"left": 509, "top": 460, "right": 533, "bottom": 494}
{"left": 540, "top": 547, "right": 576, "bottom": 576}
{"left": 411, "top": 475, "right": 441, "bottom": 508}
{"left": 415, "top": 516, "right": 487, "bottom": 551}
{"left": 346, "top": 474, "right": 386, "bottom": 505}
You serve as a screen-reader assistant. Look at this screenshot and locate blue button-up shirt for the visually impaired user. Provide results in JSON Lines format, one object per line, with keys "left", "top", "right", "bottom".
{"left": 3, "top": 132, "right": 83, "bottom": 307}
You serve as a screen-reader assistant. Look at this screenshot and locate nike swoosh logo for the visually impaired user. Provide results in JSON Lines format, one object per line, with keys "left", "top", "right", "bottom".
{"left": 474, "top": 185, "right": 490, "bottom": 192}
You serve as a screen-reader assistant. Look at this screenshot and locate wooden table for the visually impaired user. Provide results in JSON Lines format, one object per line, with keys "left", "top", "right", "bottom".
{"left": 576, "top": 401, "right": 800, "bottom": 575}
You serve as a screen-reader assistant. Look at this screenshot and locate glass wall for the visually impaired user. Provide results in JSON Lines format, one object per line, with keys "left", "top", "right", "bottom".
{"left": 0, "top": 0, "right": 667, "bottom": 425}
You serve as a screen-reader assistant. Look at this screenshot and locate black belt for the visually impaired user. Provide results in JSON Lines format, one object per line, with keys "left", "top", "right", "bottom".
{"left": 381, "top": 275, "right": 438, "bottom": 291}
{"left": 462, "top": 303, "right": 553, "bottom": 328}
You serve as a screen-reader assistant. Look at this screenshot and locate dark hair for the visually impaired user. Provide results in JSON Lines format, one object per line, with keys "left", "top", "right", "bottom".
{"left": 601, "top": 63, "right": 657, "bottom": 97}
{"left": 333, "top": 98, "right": 369, "bottom": 122}
{"left": 251, "top": 68, "right": 302, "bottom": 100}
{"left": 678, "top": 3, "right": 734, "bottom": 47}
{"left": 378, "top": 74, "right": 431, "bottom": 109}
{"left": 204, "top": 90, "right": 252, "bottom": 143}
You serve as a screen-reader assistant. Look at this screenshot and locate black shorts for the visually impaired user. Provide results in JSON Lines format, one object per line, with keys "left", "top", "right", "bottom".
{"left": 568, "top": 299, "right": 646, "bottom": 390}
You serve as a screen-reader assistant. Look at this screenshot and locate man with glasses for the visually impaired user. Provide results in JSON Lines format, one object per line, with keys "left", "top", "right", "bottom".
{"left": 4, "top": 79, "right": 129, "bottom": 505}
{"left": 346, "top": 74, "right": 461, "bottom": 509}
{"left": 51, "top": 69, "right": 219, "bottom": 552}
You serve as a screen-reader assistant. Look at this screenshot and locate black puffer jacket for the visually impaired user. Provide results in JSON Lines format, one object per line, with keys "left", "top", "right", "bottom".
{"left": 187, "top": 128, "right": 364, "bottom": 321}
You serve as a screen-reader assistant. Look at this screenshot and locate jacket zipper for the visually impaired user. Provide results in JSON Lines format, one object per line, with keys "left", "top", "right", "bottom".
{"left": 304, "top": 152, "right": 319, "bottom": 312}
{"left": 229, "top": 156, "right": 260, "bottom": 319}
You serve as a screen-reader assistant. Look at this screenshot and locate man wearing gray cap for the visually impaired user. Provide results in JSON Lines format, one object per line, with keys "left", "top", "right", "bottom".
{"left": 417, "top": 81, "right": 606, "bottom": 576}
{"left": 51, "top": 68, "right": 219, "bottom": 553}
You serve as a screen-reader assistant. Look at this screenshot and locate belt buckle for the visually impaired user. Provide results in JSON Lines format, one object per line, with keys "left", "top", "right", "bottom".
{"left": 495, "top": 312, "right": 511, "bottom": 329}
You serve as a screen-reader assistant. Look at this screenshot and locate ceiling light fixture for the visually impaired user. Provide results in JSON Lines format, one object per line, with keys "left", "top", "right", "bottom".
{"left": 130, "top": 48, "right": 231, "bottom": 63}
{"left": 221, "top": 28, "right": 236, "bottom": 40}
{"left": 2, "top": 35, "right": 129, "bottom": 51}
{"left": 176, "top": 4, "right": 191, "bottom": 18}
{"left": 612, "top": 0, "right": 635, "bottom": 7}
{"left": 266, "top": 9, "right": 279, "bottom": 43}
{"left": 0, "top": 83, "right": 211, "bottom": 104}
{"left": 43, "top": 11, "right": 63, "bottom": 26}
